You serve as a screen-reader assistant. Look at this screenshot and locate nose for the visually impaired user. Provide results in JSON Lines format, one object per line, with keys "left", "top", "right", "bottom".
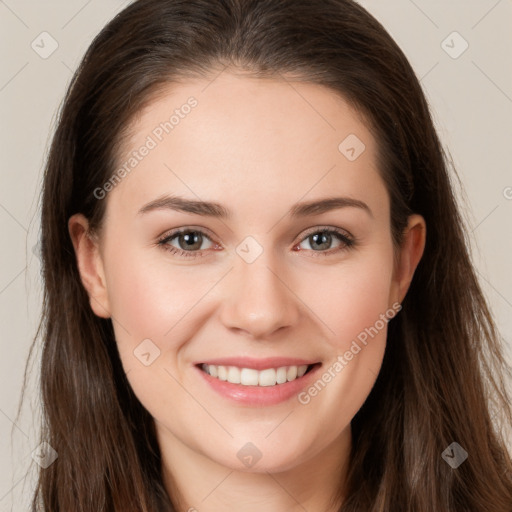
{"left": 218, "top": 250, "right": 301, "bottom": 339}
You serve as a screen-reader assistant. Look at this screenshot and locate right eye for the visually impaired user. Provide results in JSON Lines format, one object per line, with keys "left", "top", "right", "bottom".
{"left": 158, "top": 228, "right": 219, "bottom": 258}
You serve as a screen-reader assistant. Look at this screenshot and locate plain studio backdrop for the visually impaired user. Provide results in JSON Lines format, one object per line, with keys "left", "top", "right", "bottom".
{"left": 0, "top": 1, "right": 511, "bottom": 510}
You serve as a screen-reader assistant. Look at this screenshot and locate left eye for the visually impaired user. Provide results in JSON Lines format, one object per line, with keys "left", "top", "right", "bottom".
{"left": 296, "top": 229, "right": 352, "bottom": 252}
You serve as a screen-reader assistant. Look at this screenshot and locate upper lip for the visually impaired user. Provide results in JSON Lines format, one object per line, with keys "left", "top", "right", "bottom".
{"left": 196, "top": 357, "right": 318, "bottom": 371}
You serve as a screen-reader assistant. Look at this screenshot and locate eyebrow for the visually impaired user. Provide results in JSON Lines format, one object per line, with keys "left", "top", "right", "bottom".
{"left": 137, "top": 194, "right": 373, "bottom": 219}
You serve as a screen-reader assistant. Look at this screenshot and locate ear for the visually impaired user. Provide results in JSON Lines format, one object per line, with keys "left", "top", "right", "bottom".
{"left": 68, "top": 213, "right": 111, "bottom": 318}
{"left": 390, "top": 214, "right": 426, "bottom": 305}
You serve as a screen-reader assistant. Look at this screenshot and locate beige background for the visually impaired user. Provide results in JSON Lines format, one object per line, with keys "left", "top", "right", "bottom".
{"left": 1, "top": 1, "right": 511, "bottom": 510}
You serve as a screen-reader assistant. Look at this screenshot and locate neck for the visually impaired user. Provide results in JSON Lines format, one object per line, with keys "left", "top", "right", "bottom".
{"left": 158, "top": 425, "right": 352, "bottom": 512}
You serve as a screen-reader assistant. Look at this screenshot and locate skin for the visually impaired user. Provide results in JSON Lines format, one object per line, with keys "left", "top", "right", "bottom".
{"left": 69, "top": 70, "right": 426, "bottom": 512}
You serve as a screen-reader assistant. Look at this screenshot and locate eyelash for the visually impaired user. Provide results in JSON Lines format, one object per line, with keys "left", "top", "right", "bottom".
{"left": 157, "top": 226, "right": 356, "bottom": 259}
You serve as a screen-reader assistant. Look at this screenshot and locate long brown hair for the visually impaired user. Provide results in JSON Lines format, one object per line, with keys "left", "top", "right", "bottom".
{"left": 20, "top": 0, "right": 512, "bottom": 510}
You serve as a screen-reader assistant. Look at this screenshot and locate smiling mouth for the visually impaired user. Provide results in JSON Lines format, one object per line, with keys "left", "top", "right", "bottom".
{"left": 199, "top": 363, "right": 317, "bottom": 387}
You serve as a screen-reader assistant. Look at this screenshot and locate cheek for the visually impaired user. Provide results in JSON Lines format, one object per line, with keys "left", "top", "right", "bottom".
{"left": 293, "top": 247, "right": 395, "bottom": 432}
{"left": 101, "top": 246, "right": 185, "bottom": 373}
{"left": 102, "top": 244, "right": 227, "bottom": 389}
{"left": 301, "top": 246, "right": 395, "bottom": 351}
{"left": 104, "top": 245, "right": 206, "bottom": 339}
{"left": 102, "top": 249, "right": 199, "bottom": 423}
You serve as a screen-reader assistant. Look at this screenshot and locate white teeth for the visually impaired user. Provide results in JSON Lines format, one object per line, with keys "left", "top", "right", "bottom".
{"left": 286, "top": 366, "right": 297, "bottom": 381}
{"left": 217, "top": 365, "right": 227, "bottom": 381}
{"left": 240, "top": 368, "right": 259, "bottom": 386}
{"left": 202, "top": 364, "right": 311, "bottom": 386}
{"left": 297, "top": 365, "right": 308, "bottom": 377}
{"left": 276, "top": 367, "right": 287, "bottom": 384}
{"left": 227, "top": 366, "right": 241, "bottom": 384}
{"left": 259, "top": 368, "right": 276, "bottom": 387}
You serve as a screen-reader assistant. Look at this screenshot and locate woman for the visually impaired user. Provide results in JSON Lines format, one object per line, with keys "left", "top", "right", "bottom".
{"left": 24, "top": 0, "right": 512, "bottom": 510}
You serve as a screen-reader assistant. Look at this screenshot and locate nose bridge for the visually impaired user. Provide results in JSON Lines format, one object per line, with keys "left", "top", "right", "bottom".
{"left": 219, "top": 239, "right": 300, "bottom": 338}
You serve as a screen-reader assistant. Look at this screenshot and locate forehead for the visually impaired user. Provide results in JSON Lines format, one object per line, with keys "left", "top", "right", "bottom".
{"left": 107, "top": 72, "right": 387, "bottom": 222}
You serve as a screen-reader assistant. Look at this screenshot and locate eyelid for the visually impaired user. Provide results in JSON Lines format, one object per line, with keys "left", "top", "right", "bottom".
{"left": 296, "top": 225, "right": 353, "bottom": 243}
{"left": 157, "top": 225, "right": 217, "bottom": 244}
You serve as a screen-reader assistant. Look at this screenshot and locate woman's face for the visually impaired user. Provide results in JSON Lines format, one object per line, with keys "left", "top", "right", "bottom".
{"left": 70, "top": 71, "right": 424, "bottom": 475}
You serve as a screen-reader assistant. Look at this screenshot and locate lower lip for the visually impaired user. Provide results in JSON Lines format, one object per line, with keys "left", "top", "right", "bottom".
{"left": 195, "top": 364, "right": 321, "bottom": 406}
